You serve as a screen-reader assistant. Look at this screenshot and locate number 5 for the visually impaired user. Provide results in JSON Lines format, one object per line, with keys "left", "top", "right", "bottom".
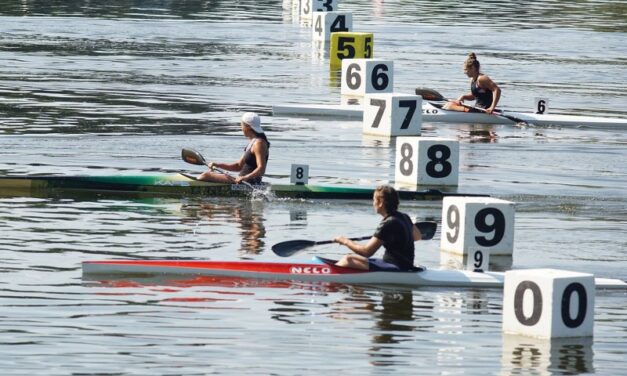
{"left": 336, "top": 37, "right": 355, "bottom": 59}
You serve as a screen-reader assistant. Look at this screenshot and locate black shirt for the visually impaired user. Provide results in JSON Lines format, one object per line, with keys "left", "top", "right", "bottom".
{"left": 373, "top": 211, "right": 415, "bottom": 270}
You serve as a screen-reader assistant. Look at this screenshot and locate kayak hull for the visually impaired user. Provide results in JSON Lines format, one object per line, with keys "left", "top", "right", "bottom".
{"left": 272, "top": 102, "right": 627, "bottom": 129}
{"left": 0, "top": 173, "right": 485, "bottom": 200}
{"left": 82, "top": 258, "right": 627, "bottom": 290}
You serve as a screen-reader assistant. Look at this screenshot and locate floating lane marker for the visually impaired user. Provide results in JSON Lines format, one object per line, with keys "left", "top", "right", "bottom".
{"left": 301, "top": 0, "right": 338, "bottom": 20}
{"left": 534, "top": 97, "right": 549, "bottom": 114}
{"left": 341, "top": 58, "right": 393, "bottom": 97}
{"left": 395, "top": 137, "right": 459, "bottom": 187}
{"left": 312, "top": 11, "right": 352, "bottom": 42}
{"left": 290, "top": 164, "right": 309, "bottom": 185}
{"left": 503, "top": 269, "right": 595, "bottom": 339}
{"left": 362, "top": 93, "right": 422, "bottom": 137}
{"left": 440, "top": 196, "right": 515, "bottom": 272}
{"left": 330, "top": 31, "right": 373, "bottom": 70}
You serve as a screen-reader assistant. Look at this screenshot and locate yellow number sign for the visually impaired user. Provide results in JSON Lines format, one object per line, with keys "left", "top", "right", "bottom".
{"left": 329, "top": 32, "right": 374, "bottom": 70}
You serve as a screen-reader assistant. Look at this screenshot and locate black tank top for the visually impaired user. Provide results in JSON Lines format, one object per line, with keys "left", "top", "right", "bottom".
{"left": 239, "top": 138, "right": 269, "bottom": 184}
{"left": 471, "top": 75, "right": 493, "bottom": 109}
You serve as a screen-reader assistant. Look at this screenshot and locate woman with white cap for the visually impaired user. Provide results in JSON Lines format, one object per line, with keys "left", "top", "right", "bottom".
{"left": 197, "top": 112, "right": 270, "bottom": 184}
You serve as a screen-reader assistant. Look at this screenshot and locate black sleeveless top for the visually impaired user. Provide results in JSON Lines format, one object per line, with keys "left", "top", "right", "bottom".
{"left": 471, "top": 75, "right": 493, "bottom": 109}
{"left": 239, "top": 138, "right": 269, "bottom": 184}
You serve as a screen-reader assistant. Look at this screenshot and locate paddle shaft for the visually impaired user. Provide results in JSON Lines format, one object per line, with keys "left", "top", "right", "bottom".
{"left": 314, "top": 236, "right": 371, "bottom": 246}
{"left": 324, "top": 221, "right": 436, "bottom": 245}
{"left": 211, "top": 165, "right": 256, "bottom": 190}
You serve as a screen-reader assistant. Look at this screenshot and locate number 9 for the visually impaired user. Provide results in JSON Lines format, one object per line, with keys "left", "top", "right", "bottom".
{"left": 473, "top": 250, "right": 483, "bottom": 268}
{"left": 474, "top": 208, "right": 505, "bottom": 247}
{"left": 446, "top": 205, "right": 460, "bottom": 243}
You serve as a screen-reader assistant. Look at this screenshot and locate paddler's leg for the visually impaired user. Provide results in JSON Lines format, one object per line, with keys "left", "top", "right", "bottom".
{"left": 442, "top": 101, "right": 471, "bottom": 112}
{"left": 336, "top": 254, "right": 369, "bottom": 270}
{"left": 196, "top": 170, "right": 235, "bottom": 183}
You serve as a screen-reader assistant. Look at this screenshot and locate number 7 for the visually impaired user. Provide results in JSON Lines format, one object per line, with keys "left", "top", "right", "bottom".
{"left": 398, "top": 100, "right": 417, "bottom": 129}
{"left": 370, "top": 99, "right": 386, "bottom": 128}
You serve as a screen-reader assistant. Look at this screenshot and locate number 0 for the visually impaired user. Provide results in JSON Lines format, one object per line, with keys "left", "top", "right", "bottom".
{"left": 514, "top": 281, "right": 588, "bottom": 328}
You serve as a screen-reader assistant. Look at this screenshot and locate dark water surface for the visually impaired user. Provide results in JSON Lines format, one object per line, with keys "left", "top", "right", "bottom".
{"left": 1, "top": 1, "right": 626, "bottom": 375}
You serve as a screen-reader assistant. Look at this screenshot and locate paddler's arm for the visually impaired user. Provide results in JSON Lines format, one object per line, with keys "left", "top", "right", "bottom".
{"left": 478, "top": 75, "right": 501, "bottom": 114}
{"left": 455, "top": 91, "right": 475, "bottom": 104}
{"left": 333, "top": 236, "right": 382, "bottom": 258}
{"left": 209, "top": 156, "right": 245, "bottom": 173}
{"left": 413, "top": 224, "right": 422, "bottom": 241}
{"left": 235, "top": 140, "right": 268, "bottom": 184}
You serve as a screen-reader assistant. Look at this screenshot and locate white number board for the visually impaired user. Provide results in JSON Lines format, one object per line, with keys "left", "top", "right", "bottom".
{"left": 341, "top": 59, "right": 393, "bottom": 96}
{"left": 503, "top": 269, "right": 594, "bottom": 338}
{"left": 440, "top": 196, "right": 515, "bottom": 256}
{"left": 301, "top": 0, "right": 338, "bottom": 19}
{"left": 534, "top": 97, "right": 549, "bottom": 114}
{"left": 312, "top": 11, "right": 352, "bottom": 41}
{"left": 290, "top": 164, "right": 309, "bottom": 185}
{"left": 394, "top": 137, "right": 459, "bottom": 186}
{"left": 362, "top": 93, "right": 422, "bottom": 137}
{"left": 466, "top": 249, "right": 490, "bottom": 271}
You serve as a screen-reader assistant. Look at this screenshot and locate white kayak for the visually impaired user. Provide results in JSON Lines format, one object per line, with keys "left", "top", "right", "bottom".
{"left": 272, "top": 102, "right": 627, "bottom": 129}
{"left": 82, "top": 257, "right": 627, "bottom": 290}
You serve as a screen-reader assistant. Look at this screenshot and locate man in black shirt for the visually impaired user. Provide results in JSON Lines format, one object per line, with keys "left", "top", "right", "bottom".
{"left": 333, "top": 185, "right": 422, "bottom": 271}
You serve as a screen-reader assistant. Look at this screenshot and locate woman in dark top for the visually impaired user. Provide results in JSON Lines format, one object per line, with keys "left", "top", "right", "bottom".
{"left": 333, "top": 185, "right": 423, "bottom": 271}
{"left": 447, "top": 52, "right": 501, "bottom": 114}
{"left": 197, "top": 112, "right": 270, "bottom": 184}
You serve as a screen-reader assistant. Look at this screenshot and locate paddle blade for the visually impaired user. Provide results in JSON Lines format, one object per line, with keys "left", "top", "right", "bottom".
{"left": 272, "top": 240, "right": 317, "bottom": 257}
{"left": 181, "top": 148, "right": 207, "bottom": 165}
{"left": 415, "top": 88, "right": 446, "bottom": 101}
{"left": 416, "top": 221, "right": 437, "bottom": 240}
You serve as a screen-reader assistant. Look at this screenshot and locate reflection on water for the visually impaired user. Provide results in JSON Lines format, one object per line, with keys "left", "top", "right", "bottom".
{"left": 369, "top": 290, "right": 414, "bottom": 366}
{"left": 457, "top": 124, "right": 499, "bottom": 143}
{"left": 501, "top": 334, "right": 594, "bottom": 375}
{"left": 179, "top": 199, "right": 266, "bottom": 254}
{"left": 0, "top": 0, "right": 284, "bottom": 21}
{"left": 2, "top": 0, "right": 626, "bottom": 33}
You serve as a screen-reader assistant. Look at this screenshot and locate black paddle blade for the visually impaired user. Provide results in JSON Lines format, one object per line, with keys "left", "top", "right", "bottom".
{"left": 415, "top": 88, "right": 446, "bottom": 101}
{"left": 181, "top": 148, "right": 207, "bottom": 165}
{"left": 272, "top": 240, "right": 317, "bottom": 257}
{"left": 416, "top": 221, "right": 437, "bottom": 240}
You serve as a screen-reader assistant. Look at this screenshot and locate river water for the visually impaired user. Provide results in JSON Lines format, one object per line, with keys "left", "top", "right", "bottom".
{"left": 1, "top": 1, "right": 626, "bottom": 375}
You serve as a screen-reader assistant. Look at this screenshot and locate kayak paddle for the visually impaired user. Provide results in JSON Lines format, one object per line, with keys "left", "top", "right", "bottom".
{"left": 272, "top": 221, "right": 438, "bottom": 257}
{"left": 414, "top": 87, "right": 529, "bottom": 125}
{"left": 181, "top": 147, "right": 259, "bottom": 192}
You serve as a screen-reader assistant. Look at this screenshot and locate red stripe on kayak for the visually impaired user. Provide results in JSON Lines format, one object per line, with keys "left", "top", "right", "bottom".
{"left": 84, "top": 260, "right": 368, "bottom": 275}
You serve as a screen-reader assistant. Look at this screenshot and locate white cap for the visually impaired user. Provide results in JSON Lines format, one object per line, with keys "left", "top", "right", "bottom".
{"left": 241, "top": 112, "right": 263, "bottom": 134}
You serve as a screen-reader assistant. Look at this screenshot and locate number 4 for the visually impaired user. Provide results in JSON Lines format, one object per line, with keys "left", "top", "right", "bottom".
{"left": 330, "top": 15, "right": 348, "bottom": 32}
{"left": 314, "top": 15, "right": 323, "bottom": 37}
